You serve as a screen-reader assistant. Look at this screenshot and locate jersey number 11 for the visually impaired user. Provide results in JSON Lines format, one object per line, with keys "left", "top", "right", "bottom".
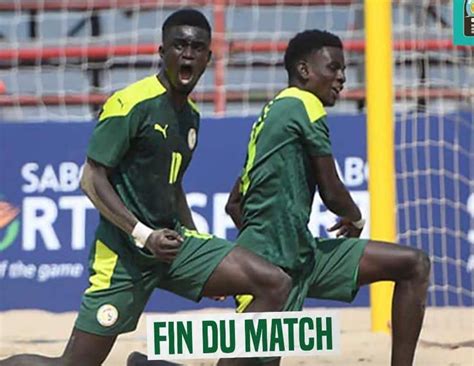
{"left": 169, "top": 152, "right": 182, "bottom": 184}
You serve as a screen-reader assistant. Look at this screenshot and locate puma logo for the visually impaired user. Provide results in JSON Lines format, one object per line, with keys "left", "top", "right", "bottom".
{"left": 154, "top": 123, "right": 169, "bottom": 139}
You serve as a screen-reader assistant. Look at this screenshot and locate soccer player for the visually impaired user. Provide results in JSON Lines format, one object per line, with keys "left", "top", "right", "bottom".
{"left": 225, "top": 30, "right": 431, "bottom": 366}
{"left": 0, "top": 9, "right": 291, "bottom": 366}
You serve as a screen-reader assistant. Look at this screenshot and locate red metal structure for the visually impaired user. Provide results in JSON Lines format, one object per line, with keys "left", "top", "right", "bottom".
{"left": 0, "top": 0, "right": 469, "bottom": 114}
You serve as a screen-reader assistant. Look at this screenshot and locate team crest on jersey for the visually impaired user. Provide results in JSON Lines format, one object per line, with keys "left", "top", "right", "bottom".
{"left": 188, "top": 128, "right": 197, "bottom": 150}
{"left": 96, "top": 304, "right": 119, "bottom": 327}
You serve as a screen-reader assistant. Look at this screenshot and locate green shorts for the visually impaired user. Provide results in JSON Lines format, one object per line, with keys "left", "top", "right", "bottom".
{"left": 236, "top": 237, "right": 368, "bottom": 364}
{"left": 75, "top": 220, "right": 234, "bottom": 336}
{"left": 236, "top": 237, "right": 368, "bottom": 312}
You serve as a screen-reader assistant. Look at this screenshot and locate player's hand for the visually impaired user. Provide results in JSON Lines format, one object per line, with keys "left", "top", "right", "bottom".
{"left": 327, "top": 217, "right": 362, "bottom": 238}
{"left": 144, "top": 228, "right": 184, "bottom": 263}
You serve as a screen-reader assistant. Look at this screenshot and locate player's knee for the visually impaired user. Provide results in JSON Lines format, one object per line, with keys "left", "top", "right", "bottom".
{"left": 417, "top": 250, "right": 431, "bottom": 279}
{"left": 273, "top": 268, "right": 292, "bottom": 296}
{"left": 409, "top": 249, "right": 430, "bottom": 281}
{"left": 262, "top": 268, "right": 292, "bottom": 308}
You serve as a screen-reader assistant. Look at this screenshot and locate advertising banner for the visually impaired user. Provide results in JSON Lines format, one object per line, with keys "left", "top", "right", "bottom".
{"left": 0, "top": 114, "right": 471, "bottom": 311}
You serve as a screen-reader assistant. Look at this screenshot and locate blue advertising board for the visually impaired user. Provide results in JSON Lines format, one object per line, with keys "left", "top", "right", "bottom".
{"left": 0, "top": 113, "right": 472, "bottom": 311}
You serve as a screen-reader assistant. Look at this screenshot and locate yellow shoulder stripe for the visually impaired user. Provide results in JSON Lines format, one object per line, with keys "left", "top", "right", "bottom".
{"left": 275, "top": 87, "right": 326, "bottom": 123}
{"left": 187, "top": 98, "right": 200, "bottom": 114}
{"left": 99, "top": 75, "right": 167, "bottom": 121}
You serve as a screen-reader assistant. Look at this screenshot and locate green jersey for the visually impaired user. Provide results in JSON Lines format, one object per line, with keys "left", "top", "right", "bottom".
{"left": 87, "top": 75, "right": 200, "bottom": 229}
{"left": 238, "top": 87, "right": 332, "bottom": 271}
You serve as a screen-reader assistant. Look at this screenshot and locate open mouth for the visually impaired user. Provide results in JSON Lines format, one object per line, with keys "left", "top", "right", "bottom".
{"left": 178, "top": 64, "right": 194, "bottom": 85}
{"left": 331, "top": 87, "right": 341, "bottom": 99}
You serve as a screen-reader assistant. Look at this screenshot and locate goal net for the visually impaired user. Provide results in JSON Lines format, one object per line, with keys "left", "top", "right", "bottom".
{"left": 393, "top": 0, "right": 473, "bottom": 307}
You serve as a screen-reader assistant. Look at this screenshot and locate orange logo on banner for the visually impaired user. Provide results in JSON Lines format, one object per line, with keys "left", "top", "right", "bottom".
{"left": 0, "top": 201, "right": 19, "bottom": 229}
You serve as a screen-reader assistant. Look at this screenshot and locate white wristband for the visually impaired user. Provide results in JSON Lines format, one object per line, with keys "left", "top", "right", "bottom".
{"left": 351, "top": 218, "right": 366, "bottom": 229}
{"left": 131, "top": 222, "right": 153, "bottom": 248}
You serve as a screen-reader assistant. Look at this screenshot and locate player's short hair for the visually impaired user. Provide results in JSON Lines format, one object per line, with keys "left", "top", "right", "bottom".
{"left": 162, "top": 9, "right": 211, "bottom": 40}
{"left": 284, "top": 29, "right": 343, "bottom": 79}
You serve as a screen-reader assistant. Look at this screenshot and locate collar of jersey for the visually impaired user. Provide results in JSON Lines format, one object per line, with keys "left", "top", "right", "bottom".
{"left": 275, "top": 87, "right": 326, "bottom": 122}
{"left": 155, "top": 75, "right": 200, "bottom": 114}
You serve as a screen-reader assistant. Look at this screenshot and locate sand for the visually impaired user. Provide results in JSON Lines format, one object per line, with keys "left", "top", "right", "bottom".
{"left": 0, "top": 307, "right": 472, "bottom": 365}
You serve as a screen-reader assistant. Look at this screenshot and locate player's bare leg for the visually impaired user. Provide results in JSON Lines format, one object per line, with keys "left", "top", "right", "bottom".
{"left": 357, "top": 241, "right": 430, "bottom": 366}
{"left": 218, "top": 358, "right": 280, "bottom": 366}
{"left": 126, "top": 247, "right": 291, "bottom": 366}
{"left": 0, "top": 355, "right": 61, "bottom": 366}
{"left": 201, "top": 246, "right": 292, "bottom": 312}
{"left": 127, "top": 353, "right": 279, "bottom": 366}
{"left": 127, "top": 352, "right": 183, "bottom": 366}
{"left": 0, "top": 328, "right": 116, "bottom": 366}
{"left": 200, "top": 246, "right": 292, "bottom": 366}
{"left": 126, "top": 353, "right": 280, "bottom": 366}
{"left": 204, "top": 247, "right": 291, "bottom": 366}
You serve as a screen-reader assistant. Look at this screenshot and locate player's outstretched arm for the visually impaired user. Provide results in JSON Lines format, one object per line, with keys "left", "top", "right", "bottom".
{"left": 312, "top": 155, "right": 364, "bottom": 237}
{"left": 225, "top": 178, "right": 243, "bottom": 230}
